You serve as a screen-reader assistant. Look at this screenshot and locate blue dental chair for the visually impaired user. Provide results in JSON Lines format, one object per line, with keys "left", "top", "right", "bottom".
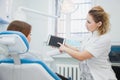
{"left": 0, "top": 31, "right": 61, "bottom": 80}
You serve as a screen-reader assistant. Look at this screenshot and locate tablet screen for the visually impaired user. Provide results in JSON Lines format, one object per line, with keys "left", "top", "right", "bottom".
{"left": 48, "top": 35, "right": 64, "bottom": 47}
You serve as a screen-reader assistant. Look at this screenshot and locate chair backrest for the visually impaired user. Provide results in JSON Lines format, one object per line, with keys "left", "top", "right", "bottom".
{"left": 0, "top": 31, "right": 29, "bottom": 54}
{"left": 0, "top": 31, "right": 61, "bottom": 80}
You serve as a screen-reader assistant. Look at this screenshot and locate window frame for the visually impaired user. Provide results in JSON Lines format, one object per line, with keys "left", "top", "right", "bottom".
{"left": 55, "top": 0, "right": 94, "bottom": 40}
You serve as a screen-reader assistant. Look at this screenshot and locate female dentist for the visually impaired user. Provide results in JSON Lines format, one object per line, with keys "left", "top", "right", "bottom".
{"left": 58, "top": 6, "right": 117, "bottom": 80}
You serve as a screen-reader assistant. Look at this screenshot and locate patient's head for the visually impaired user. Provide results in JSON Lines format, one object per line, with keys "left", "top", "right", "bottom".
{"left": 7, "top": 20, "right": 32, "bottom": 42}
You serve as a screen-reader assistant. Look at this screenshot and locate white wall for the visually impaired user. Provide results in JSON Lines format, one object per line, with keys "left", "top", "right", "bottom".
{"left": 95, "top": 0, "right": 120, "bottom": 43}
{"left": 0, "top": 0, "right": 9, "bottom": 20}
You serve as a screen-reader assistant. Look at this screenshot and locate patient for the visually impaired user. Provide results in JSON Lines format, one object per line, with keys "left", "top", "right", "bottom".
{"left": 7, "top": 20, "right": 68, "bottom": 80}
{"left": 7, "top": 20, "right": 43, "bottom": 59}
{"left": 7, "top": 20, "right": 32, "bottom": 42}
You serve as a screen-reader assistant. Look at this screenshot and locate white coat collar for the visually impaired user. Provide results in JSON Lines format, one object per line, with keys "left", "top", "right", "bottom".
{"left": 92, "top": 31, "right": 99, "bottom": 37}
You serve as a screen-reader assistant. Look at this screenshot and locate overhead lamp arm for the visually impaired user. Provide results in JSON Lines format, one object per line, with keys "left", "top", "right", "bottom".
{"left": 19, "top": 7, "right": 58, "bottom": 19}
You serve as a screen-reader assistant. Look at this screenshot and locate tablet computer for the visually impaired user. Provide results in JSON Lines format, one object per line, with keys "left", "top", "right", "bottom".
{"left": 47, "top": 35, "right": 65, "bottom": 48}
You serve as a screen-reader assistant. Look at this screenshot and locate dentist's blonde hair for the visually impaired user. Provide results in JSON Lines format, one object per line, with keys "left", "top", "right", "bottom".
{"left": 88, "top": 6, "right": 110, "bottom": 35}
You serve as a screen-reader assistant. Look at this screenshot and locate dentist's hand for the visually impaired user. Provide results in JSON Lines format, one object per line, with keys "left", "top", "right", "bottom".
{"left": 57, "top": 42, "right": 66, "bottom": 53}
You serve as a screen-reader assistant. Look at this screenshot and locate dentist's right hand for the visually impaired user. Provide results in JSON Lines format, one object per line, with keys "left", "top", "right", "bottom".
{"left": 57, "top": 42, "right": 67, "bottom": 53}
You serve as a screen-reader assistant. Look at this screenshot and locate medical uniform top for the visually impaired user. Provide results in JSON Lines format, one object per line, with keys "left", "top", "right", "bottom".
{"left": 80, "top": 31, "right": 117, "bottom": 80}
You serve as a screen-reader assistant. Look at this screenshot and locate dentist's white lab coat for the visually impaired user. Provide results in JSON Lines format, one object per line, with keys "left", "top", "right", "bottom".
{"left": 80, "top": 31, "right": 117, "bottom": 80}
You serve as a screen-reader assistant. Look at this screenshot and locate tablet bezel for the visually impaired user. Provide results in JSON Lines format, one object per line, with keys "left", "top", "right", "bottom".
{"left": 47, "top": 35, "right": 65, "bottom": 48}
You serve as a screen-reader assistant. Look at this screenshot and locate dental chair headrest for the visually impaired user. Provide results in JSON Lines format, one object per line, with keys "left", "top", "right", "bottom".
{"left": 0, "top": 31, "right": 29, "bottom": 56}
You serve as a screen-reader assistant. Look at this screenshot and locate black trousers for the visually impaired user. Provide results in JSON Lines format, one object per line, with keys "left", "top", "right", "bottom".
{"left": 56, "top": 73, "right": 69, "bottom": 80}
{"left": 112, "top": 66, "right": 120, "bottom": 80}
